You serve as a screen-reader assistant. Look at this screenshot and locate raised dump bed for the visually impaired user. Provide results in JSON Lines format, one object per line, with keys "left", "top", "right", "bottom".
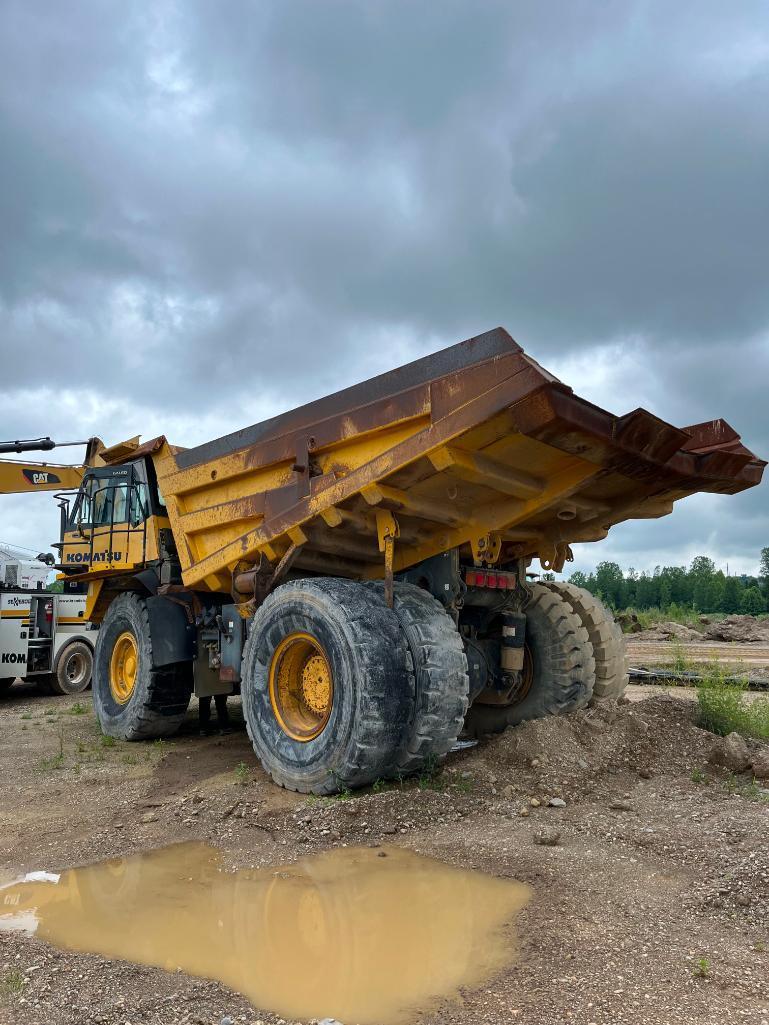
{"left": 56, "top": 327, "right": 764, "bottom": 794}
{"left": 150, "top": 327, "right": 764, "bottom": 592}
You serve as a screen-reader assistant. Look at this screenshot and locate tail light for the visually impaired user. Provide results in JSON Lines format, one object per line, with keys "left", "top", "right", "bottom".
{"left": 45, "top": 601, "right": 53, "bottom": 623}
{"left": 465, "top": 569, "right": 516, "bottom": 590}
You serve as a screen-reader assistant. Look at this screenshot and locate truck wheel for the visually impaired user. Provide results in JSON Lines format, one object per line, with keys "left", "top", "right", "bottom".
{"left": 0, "top": 679, "right": 13, "bottom": 697}
{"left": 544, "top": 581, "right": 628, "bottom": 702}
{"left": 464, "top": 582, "right": 595, "bottom": 737}
{"left": 49, "top": 641, "right": 93, "bottom": 695}
{"left": 93, "top": 593, "right": 192, "bottom": 740}
{"left": 367, "top": 582, "right": 469, "bottom": 775}
{"left": 241, "top": 578, "right": 414, "bottom": 795}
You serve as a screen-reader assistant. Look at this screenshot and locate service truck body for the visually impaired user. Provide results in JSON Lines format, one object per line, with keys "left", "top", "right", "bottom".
{"left": 0, "top": 588, "right": 95, "bottom": 694}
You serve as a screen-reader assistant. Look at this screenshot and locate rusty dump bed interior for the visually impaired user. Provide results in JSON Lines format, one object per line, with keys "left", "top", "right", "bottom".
{"left": 149, "top": 328, "right": 765, "bottom": 591}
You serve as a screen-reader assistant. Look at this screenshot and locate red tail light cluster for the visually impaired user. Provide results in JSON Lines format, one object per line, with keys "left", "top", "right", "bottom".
{"left": 465, "top": 569, "right": 517, "bottom": 589}
{"left": 44, "top": 600, "right": 53, "bottom": 622}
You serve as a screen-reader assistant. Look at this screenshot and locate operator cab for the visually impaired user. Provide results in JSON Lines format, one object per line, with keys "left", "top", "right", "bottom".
{"left": 56, "top": 459, "right": 167, "bottom": 574}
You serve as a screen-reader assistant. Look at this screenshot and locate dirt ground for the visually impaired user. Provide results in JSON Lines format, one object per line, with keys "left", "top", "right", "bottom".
{"left": 626, "top": 639, "right": 769, "bottom": 671}
{"left": 1, "top": 674, "right": 768, "bottom": 1025}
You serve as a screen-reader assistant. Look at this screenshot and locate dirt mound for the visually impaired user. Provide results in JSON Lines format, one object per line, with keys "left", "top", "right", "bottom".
{"left": 704, "top": 614, "right": 769, "bottom": 643}
{"left": 616, "top": 611, "right": 643, "bottom": 633}
{"left": 464, "top": 695, "right": 714, "bottom": 798}
{"left": 633, "top": 621, "right": 702, "bottom": 643}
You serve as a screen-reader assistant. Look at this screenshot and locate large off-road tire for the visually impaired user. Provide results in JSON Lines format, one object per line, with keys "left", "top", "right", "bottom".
{"left": 464, "top": 582, "right": 595, "bottom": 737}
{"left": 49, "top": 640, "right": 93, "bottom": 695}
{"left": 242, "top": 577, "right": 414, "bottom": 795}
{"left": 544, "top": 581, "right": 628, "bottom": 702}
{"left": 367, "top": 582, "right": 469, "bottom": 775}
{"left": 0, "top": 678, "right": 13, "bottom": 697}
{"left": 93, "top": 593, "right": 192, "bottom": 740}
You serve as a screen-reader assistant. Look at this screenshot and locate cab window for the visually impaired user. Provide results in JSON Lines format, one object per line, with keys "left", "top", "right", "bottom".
{"left": 68, "top": 463, "right": 154, "bottom": 532}
{"left": 129, "top": 484, "right": 150, "bottom": 526}
{"left": 92, "top": 483, "right": 117, "bottom": 526}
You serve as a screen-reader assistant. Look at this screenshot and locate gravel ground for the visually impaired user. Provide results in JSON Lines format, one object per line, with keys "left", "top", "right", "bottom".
{"left": 1, "top": 680, "right": 768, "bottom": 1025}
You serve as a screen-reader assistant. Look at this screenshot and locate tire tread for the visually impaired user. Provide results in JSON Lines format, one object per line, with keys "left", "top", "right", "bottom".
{"left": 543, "top": 581, "right": 628, "bottom": 701}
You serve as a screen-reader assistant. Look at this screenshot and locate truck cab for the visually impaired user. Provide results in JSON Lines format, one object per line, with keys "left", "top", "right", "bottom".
{"left": 56, "top": 459, "right": 173, "bottom": 582}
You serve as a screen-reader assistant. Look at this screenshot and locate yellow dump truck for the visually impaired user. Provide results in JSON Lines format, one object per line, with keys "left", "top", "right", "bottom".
{"left": 51, "top": 328, "right": 764, "bottom": 793}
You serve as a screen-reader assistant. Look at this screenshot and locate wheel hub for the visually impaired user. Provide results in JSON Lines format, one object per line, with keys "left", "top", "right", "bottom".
{"left": 269, "top": 633, "right": 334, "bottom": 742}
{"left": 301, "top": 654, "right": 331, "bottom": 715}
{"left": 110, "top": 631, "right": 138, "bottom": 704}
{"left": 66, "top": 652, "right": 87, "bottom": 685}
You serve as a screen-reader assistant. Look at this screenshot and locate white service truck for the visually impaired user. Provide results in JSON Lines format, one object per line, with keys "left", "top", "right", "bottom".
{"left": 0, "top": 587, "right": 96, "bottom": 697}
{"left": 0, "top": 437, "right": 104, "bottom": 698}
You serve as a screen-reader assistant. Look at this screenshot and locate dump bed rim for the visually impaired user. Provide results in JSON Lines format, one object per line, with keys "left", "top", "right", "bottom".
{"left": 174, "top": 327, "right": 543, "bottom": 471}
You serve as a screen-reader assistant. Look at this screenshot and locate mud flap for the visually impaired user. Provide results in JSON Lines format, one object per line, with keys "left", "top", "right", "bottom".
{"left": 145, "top": 596, "right": 196, "bottom": 668}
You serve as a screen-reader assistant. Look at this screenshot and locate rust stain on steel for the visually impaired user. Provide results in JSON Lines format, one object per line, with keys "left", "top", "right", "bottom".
{"left": 178, "top": 493, "right": 266, "bottom": 533}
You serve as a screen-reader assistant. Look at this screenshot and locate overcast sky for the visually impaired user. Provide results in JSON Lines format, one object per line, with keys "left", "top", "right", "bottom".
{"left": 1, "top": 1, "right": 766, "bottom": 577}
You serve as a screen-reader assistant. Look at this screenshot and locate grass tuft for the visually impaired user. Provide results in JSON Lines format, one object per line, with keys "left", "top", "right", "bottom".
{"left": 39, "top": 753, "right": 65, "bottom": 772}
{"left": 697, "top": 663, "right": 769, "bottom": 740}
{"left": 692, "top": 957, "right": 711, "bottom": 979}
{"left": 0, "top": 969, "right": 24, "bottom": 997}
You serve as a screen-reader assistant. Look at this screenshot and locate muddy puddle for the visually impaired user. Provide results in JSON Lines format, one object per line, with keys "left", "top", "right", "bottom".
{"left": 0, "top": 842, "right": 530, "bottom": 1024}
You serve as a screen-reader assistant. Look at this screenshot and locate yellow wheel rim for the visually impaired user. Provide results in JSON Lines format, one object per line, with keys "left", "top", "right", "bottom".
{"left": 519, "top": 642, "right": 534, "bottom": 702}
{"left": 268, "top": 632, "right": 333, "bottom": 742}
{"left": 110, "top": 631, "right": 139, "bottom": 704}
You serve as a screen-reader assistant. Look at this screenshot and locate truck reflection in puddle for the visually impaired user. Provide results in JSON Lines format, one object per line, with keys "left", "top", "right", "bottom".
{"left": 0, "top": 842, "right": 530, "bottom": 1024}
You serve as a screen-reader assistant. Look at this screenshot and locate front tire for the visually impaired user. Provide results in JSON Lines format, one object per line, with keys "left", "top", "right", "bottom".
{"left": 93, "top": 593, "right": 192, "bottom": 740}
{"left": 242, "top": 578, "right": 414, "bottom": 794}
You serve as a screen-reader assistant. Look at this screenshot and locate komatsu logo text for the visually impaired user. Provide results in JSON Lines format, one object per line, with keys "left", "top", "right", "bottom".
{"left": 1, "top": 652, "right": 26, "bottom": 664}
{"left": 66, "top": 551, "right": 123, "bottom": 564}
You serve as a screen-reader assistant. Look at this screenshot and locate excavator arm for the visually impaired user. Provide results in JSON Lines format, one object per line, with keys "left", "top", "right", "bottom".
{"left": 0, "top": 437, "right": 104, "bottom": 494}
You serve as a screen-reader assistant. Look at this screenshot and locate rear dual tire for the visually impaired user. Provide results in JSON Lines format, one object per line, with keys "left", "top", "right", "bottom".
{"left": 543, "top": 581, "right": 628, "bottom": 701}
{"left": 464, "top": 582, "right": 595, "bottom": 737}
{"left": 242, "top": 578, "right": 470, "bottom": 794}
{"left": 367, "top": 582, "right": 469, "bottom": 776}
{"left": 242, "top": 578, "right": 414, "bottom": 794}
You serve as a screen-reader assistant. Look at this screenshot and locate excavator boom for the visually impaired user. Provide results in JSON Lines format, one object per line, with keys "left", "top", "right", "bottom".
{"left": 0, "top": 438, "right": 104, "bottom": 494}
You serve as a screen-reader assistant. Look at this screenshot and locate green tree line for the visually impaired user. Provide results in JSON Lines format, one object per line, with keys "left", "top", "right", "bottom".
{"left": 568, "top": 548, "right": 769, "bottom": 615}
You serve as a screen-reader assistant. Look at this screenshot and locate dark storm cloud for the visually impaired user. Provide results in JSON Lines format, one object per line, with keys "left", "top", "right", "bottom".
{"left": 0, "top": 0, "right": 766, "bottom": 565}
